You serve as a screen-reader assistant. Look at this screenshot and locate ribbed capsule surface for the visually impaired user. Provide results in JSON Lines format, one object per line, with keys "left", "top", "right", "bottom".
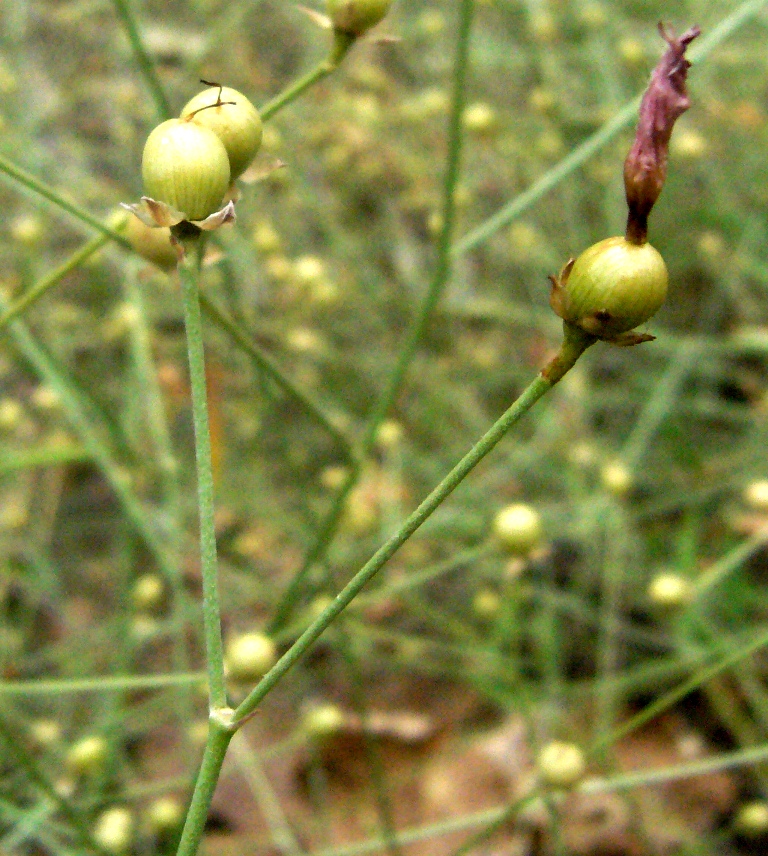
{"left": 326, "top": 0, "right": 391, "bottom": 35}
{"left": 181, "top": 87, "right": 263, "bottom": 181}
{"left": 142, "top": 119, "right": 230, "bottom": 221}
{"left": 560, "top": 236, "right": 668, "bottom": 337}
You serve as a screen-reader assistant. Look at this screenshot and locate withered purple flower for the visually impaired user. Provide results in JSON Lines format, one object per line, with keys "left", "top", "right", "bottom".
{"left": 624, "top": 23, "right": 700, "bottom": 245}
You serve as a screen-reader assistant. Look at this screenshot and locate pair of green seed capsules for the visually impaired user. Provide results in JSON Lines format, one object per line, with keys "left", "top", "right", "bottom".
{"left": 140, "top": 0, "right": 392, "bottom": 224}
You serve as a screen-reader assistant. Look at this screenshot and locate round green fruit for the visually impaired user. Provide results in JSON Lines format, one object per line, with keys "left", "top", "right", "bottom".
{"left": 141, "top": 118, "right": 230, "bottom": 221}
{"left": 327, "top": 0, "right": 392, "bottom": 36}
{"left": 553, "top": 236, "right": 668, "bottom": 339}
{"left": 181, "top": 87, "right": 263, "bottom": 180}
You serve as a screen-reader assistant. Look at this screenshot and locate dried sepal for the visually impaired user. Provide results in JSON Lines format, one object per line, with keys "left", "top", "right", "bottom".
{"left": 121, "top": 197, "right": 236, "bottom": 232}
{"left": 624, "top": 23, "right": 700, "bottom": 244}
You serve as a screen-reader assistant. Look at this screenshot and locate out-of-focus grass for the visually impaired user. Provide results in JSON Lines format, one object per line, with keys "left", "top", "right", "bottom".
{"left": 3, "top": 1, "right": 768, "bottom": 854}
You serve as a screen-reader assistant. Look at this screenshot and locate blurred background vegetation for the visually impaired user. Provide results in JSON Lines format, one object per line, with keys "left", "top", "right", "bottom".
{"left": 3, "top": 1, "right": 768, "bottom": 854}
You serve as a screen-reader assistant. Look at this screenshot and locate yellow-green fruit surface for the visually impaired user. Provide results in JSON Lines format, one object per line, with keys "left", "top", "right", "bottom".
{"left": 327, "top": 0, "right": 391, "bottom": 35}
{"left": 562, "top": 236, "right": 668, "bottom": 336}
{"left": 181, "top": 87, "right": 263, "bottom": 180}
{"left": 142, "top": 119, "right": 230, "bottom": 221}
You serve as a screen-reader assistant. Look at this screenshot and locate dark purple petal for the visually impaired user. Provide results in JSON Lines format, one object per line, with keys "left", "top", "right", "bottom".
{"left": 624, "top": 23, "right": 700, "bottom": 244}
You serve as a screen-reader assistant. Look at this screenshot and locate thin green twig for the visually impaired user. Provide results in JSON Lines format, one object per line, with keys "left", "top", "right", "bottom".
{"left": 260, "top": 31, "right": 355, "bottom": 122}
{"left": 0, "top": 293, "right": 180, "bottom": 584}
{"left": 0, "top": 231, "right": 115, "bottom": 333}
{"left": 0, "top": 711, "right": 107, "bottom": 855}
{"left": 452, "top": 0, "right": 768, "bottom": 257}
{"left": 594, "top": 623, "right": 768, "bottom": 754}
{"left": 111, "top": 0, "right": 172, "bottom": 121}
{"left": 198, "top": 293, "right": 355, "bottom": 460}
{"left": 236, "top": 327, "right": 594, "bottom": 724}
{"left": 268, "top": 0, "right": 478, "bottom": 633}
{"left": 177, "top": 244, "right": 227, "bottom": 711}
{"left": 0, "top": 153, "right": 130, "bottom": 247}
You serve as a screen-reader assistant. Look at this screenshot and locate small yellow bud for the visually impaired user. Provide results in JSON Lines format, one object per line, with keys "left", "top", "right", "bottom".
{"left": 225, "top": 632, "right": 277, "bottom": 682}
{"left": 492, "top": 504, "right": 543, "bottom": 555}
{"left": 744, "top": 480, "right": 768, "bottom": 513}
{"left": 131, "top": 574, "right": 166, "bottom": 614}
{"left": 601, "top": 461, "right": 633, "bottom": 497}
{"left": 462, "top": 102, "right": 497, "bottom": 135}
{"left": 93, "top": 807, "right": 133, "bottom": 853}
{"left": 147, "top": 796, "right": 185, "bottom": 834}
{"left": 66, "top": 735, "right": 108, "bottom": 776}
{"left": 734, "top": 800, "right": 768, "bottom": 837}
{"left": 648, "top": 573, "right": 692, "bottom": 609}
{"left": 537, "top": 741, "right": 586, "bottom": 789}
{"left": 302, "top": 703, "right": 346, "bottom": 739}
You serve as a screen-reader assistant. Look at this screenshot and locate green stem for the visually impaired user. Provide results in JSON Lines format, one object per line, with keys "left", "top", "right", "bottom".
{"left": 111, "top": 0, "right": 172, "bottom": 121}
{"left": 175, "top": 717, "right": 234, "bottom": 856}
{"left": 0, "top": 229, "right": 115, "bottom": 333}
{"left": 593, "top": 623, "right": 768, "bottom": 754}
{"left": 260, "top": 31, "right": 355, "bottom": 122}
{"left": 268, "top": 0, "right": 477, "bottom": 633}
{"left": 0, "top": 711, "right": 107, "bottom": 855}
{"left": 236, "top": 329, "right": 594, "bottom": 725}
{"left": 0, "top": 152, "right": 131, "bottom": 247}
{"left": 177, "top": 328, "right": 595, "bottom": 856}
{"left": 177, "top": 243, "right": 227, "bottom": 710}
{"left": 198, "top": 293, "right": 354, "bottom": 460}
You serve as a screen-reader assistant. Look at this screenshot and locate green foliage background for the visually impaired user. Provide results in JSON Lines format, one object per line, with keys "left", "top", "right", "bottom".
{"left": 3, "top": 1, "right": 768, "bottom": 854}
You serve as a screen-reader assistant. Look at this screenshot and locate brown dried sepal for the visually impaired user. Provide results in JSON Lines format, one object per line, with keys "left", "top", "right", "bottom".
{"left": 624, "top": 23, "right": 700, "bottom": 244}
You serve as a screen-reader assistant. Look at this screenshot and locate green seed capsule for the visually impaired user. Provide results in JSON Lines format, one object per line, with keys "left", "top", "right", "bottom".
{"left": 550, "top": 236, "right": 668, "bottom": 340}
{"left": 181, "top": 87, "right": 263, "bottom": 181}
{"left": 141, "top": 119, "right": 230, "bottom": 221}
{"left": 326, "top": 0, "right": 392, "bottom": 36}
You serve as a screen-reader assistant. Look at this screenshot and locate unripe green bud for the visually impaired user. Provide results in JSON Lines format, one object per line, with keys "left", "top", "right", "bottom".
{"left": 224, "top": 632, "right": 277, "bottom": 682}
{"left": 537, "top": 740, "right": 586, "bottom": 789}
{"left": 181, "top": 87, "right": 263, "bottom": 181}
{"left": 327, "top": 0, "right": 392, "bottom": 36}
{"left": 492, "top": 503, "right": 543, "bottom": 555}
{"left": 734, "top": 800, "right": 768, "bottom": 837}
{"left": 94, "top": 807, "right": 133, "bottom": 854}
{"left": 142, "top": 119, "right": 230, "bottom": 221}
{"left": 66, "top": 734, "right": 108, "bottom": 776}
{"left": 550, "top": 236, "right": 668, "bottom": 341}
{"left": 147, "top": 796, "right": 184, "bottom": 834}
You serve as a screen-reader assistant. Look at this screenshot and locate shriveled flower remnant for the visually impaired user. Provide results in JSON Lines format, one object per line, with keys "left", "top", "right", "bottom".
{"left": 549, "top": 24, "right": 700, "bottom": 347}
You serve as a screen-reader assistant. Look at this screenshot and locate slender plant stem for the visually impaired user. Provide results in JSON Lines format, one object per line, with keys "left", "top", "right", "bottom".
{"left": 198, "top": 293, "right": 354, "bottom": 459}
{"left": 111, "top": 0, "right": 172, "bottom": 121}
{"left": 171, "top": 324, "right": 592, "bottom": 856}
{"left": 236, "top": 327, "right": 595, "bottom": 723}
{"left": 0, "top": 293, "right": 179, "bottom": 583}
{"left": 177, "top": 244, "right": 227, "bottom": 711}
{"left": 0, "top": 153, "right": 131, "bottom": 247}
{"left": 269, "top": 0, "right": 478, "bottom": 633}
{"left": 176, "top": 718, "right": 234, "bottom": 856}
{"left": 0, "top": 711, "right": 107, "bottom": 855}
{"left": 594, "top": 623, "right": 768, "bottom": 755}
{"left": 0, "top": 230, "right": 115, "bottom": 333}
{"left": 0, "top": 443, "right": 88, "bottom": 475}
{"left": 260, "top": 31, "right": 354, "bottom": 122}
